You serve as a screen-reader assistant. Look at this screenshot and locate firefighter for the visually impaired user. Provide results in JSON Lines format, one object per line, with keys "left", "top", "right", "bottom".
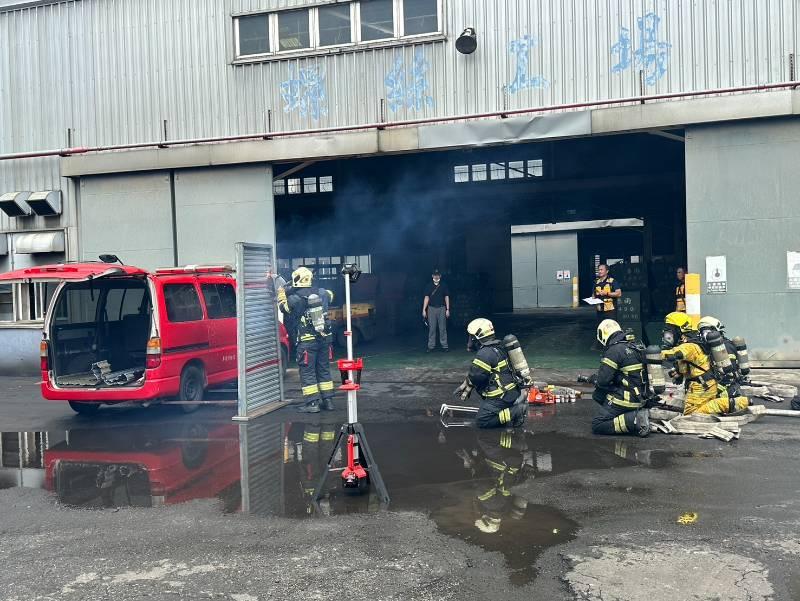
{"left": 661, "top": 312, "right": 749, "bottom": 416}
{"left": 675, "top": 267, "right": 687, "bottom": 312}
{"left": 287, "top": 421, "right": 339, "bottom": 514}
{"left": 697, "top": 315, "right": 746, "bottom": 397}
{"left": 592, "top": 264, "right": 622, "bottom": 350}
{"left": 472, "top": 429, "right": 533, "bottom": 536}
{"left": 278, "top": 267, "right": 336, "bottom": 413}
{"left": 591, "top": 319, "right": 651, "bottom": 437}
{"left": 455, "top": 318, "right": 528, "bottom": 429}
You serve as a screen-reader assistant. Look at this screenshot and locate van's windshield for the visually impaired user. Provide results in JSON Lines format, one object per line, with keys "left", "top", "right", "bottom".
{"left": 50, "top": 278, "right": 151, "bottom": 387}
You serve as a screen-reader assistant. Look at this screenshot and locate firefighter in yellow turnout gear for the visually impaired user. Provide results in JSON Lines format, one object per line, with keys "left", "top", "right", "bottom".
{"left": 661, "top": 312, "right": 749, "bottom": 416}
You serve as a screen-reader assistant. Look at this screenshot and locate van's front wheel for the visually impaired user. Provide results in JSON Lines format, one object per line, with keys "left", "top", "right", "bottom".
{"left": 179, "top": 365, "right": 204, "bottom": 413}
{"left": 68, "top": 401, "right": 101, "bottom": 416}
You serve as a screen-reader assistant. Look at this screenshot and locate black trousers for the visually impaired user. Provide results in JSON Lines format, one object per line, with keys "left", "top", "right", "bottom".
{"left": 476, "top": 390, "right": 527, "bottom": 429}
{"left": 297, "top": 338, "right": 335, "bottom": 403}
{"left": 592, "top": 401, "right": 639, "bottom": 436}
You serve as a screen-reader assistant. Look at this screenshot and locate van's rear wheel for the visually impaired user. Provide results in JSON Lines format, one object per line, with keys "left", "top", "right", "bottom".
{"left": 68, "top": 401, "right": 101, "bottom": 416}
{"left": 179, "top": 365, "right": 204, "bottom": 413}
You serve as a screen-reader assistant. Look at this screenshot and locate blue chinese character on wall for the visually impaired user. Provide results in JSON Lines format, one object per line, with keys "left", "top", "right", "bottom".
{"left": 280, "top": 65, "right": 328, "bottom": 121}
{"left": 611, "top": 12, "right": 672, "bottom": 85}
{"left": 384, "top": 49, "right": 435, "bottom": 112}
{"left": 508, "top": 35, "right": 549, "bottom": 93}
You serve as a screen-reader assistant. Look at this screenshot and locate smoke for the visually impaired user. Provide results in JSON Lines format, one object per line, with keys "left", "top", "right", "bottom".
{"left": 276, "top": 154, "right": 503, "bottom": 273}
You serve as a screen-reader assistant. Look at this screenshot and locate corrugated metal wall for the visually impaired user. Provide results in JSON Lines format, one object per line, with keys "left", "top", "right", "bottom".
{"left": 0, "top": 0, "right": 798, "bottom": 237}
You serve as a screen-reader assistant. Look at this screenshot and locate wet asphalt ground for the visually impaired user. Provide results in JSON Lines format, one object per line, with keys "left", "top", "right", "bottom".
{"left": 2, "top": 367, "right": 800, "bottom": 600}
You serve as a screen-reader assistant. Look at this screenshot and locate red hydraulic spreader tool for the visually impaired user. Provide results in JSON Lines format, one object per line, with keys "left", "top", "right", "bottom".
{"left": 313, "top": 264, "right": 390, "bottom": 505}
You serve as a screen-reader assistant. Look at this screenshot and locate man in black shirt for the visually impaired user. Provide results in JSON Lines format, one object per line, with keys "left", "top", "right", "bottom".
{"left": 422, "top": 269, "right": 450, "bottom": 352}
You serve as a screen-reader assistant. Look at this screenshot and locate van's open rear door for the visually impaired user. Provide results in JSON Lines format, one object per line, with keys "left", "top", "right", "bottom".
{"left": 0, "top": 263, "right": 148, "bottom": 283}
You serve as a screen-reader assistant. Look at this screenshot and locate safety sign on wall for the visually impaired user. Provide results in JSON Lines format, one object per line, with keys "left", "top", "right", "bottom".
{"left": 788, "top": 252, "right": 800, "bottom": 290}
{"left": 705, "top": 255, "right": 727, "bottom": 294}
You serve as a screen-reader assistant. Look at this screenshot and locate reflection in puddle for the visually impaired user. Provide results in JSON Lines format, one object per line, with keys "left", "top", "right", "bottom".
{"left": 1, "top": 420, "right": 664, "bottom": 586}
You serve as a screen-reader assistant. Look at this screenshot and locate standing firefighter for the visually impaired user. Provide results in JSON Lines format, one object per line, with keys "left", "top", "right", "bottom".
{"left": 278, "top": 267, "right": 336, "bottom": 413}
{"left": 591, "top": 319, "right": 651, "bottom": 437}
{"left": 661, "top": 312, "right": 749, "bottom": 416}
{"left": 455, "top": 318, "right": 532, "bottom": 429}
{"left": 675, "top": 267, "right": 687, "bottom": 312}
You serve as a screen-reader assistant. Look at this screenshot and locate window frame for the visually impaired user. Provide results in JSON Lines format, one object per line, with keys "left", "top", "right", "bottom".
{"left": 315, "top": 2, "right": 357, "bottom": 49}
{"left": 234, "top": 13, "right": 270, "bottom": 59}
{"left": 163, "top": 283, "right": 205, "bottom": 324}
{"left": 398, "top": 0, "right": 442, "bottom": 39}
{"left": 233, "top": 0, "right": 444, "bottom": 62}
{"left": 275, "top": 8, "right": 312, "bottom": 54}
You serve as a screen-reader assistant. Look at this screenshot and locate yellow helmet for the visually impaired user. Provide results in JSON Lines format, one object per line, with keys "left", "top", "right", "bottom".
{"left": 597, "top": 319, "right": 622, "bottom": 347}
{"left": 467, "top": 318, "right": 495, "bottom": 341}
{"left": 291, "top": 266, "right": 313, "bottom": 288}
{"left": 664, "top": 312, "right": 694, "bottom": 334}
{"left": 698, "top": 316, "right": 724, "bottom": 332}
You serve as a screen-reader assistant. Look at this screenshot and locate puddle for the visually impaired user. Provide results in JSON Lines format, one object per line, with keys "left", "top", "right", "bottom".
{"left": 0, "top": 419, "right": 669, "bottom": 586}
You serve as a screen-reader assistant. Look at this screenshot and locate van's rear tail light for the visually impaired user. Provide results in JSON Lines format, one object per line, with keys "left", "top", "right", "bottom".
{"left": 40, "top": 339, "right": 49, "bottom": 372}
{"left": 146, "top": 337, "right": 162, "bottom": 369}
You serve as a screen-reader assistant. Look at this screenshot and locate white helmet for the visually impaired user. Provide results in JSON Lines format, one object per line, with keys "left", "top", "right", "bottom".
{"left": 698, "top": 316, "right": 724, "bottom": 332}
{"left": 467, "top": 318, "right": 495, "bottom": 342}
{"left": 597, "top": 319, "right": 622, "bottom": 347}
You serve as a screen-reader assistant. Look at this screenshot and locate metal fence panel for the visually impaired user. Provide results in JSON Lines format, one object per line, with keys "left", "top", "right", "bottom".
{"left": 238, "top": 421, "right": 284, "bottom": 515}
{"left": 236, "top": 241, "right": 284, "bottom": 419}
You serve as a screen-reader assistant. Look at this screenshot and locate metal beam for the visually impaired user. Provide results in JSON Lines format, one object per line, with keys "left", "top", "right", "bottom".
{"left": 273, "top": 161, "right": 317, "bottom": 181}
{"left": 649, "top": 130, "right": 686, "bottom": 142}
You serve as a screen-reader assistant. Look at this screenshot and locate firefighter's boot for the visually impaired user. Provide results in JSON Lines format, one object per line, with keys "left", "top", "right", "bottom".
{"left": 635, "top": 409, "right": 650, "bottom": 438}
{"left": 297, "top": 400, "right": 321, "bottom": 414}
{"left": 321, "top": 398, "right": 335, "bottom": 411}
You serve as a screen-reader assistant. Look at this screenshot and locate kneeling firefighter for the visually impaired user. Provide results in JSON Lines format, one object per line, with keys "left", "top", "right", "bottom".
{"left": 697, "top": 316, "right": 751, "bottom": 397}
{"left": 661, "top": 312, "right": 749, "bottom": 416}
{"left": 591, "top": 319, "right": 651, "bottom": 437}
{"left": 278, "top": 267, "right": 336, "bottom": 413}
{"left": 455, "top": 318, "right": 533, "bottom": 429}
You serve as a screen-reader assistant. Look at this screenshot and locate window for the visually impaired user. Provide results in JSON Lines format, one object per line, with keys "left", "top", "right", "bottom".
{"left": 319, "top": 4, "right": 352, "bottom": 46}
{"left": 508, "top": 161, "right": 525, "bottom": 179}
{"left": 164, "top": 284, "right": 203, "bottom": 323}
{"left": 278, "top": 9, "right": 310, "bottom": 51}
{"left": 454, "top": 165, "right": 469, "bottom": 183}
{"left": 0, "top": 284, "right": 12, "bottom": 321}
{"left": 234, "top": 1, "right": 441, "bottom": 59}
{"left": 528, "top": 159, "right": 543, "bottom": 177}
{"left": 0, "top": 282, "right": 58, "bottom": 323}
{"left": 303, "top": 177, "right": 318, "bottom": 194}
{"left": 403, "top": 0, "right": 438, "bottom": 35}
{"left": 237, "top": 15, "right": 270, "bottom": 56}
{"left": 454, "top": 158, "right": 545, "bottom": 184}
{"left": 104, "top": 283, "right": 148, "bottom": 322}
{"left": 471, "top": 164, "right": 487, "bottom": 181}
{"left": 202, "top": 284, "right": 237, "bottom": 320}
{"left": 52, "top": 282, "right": 103, "bottom": 325}
{"left": 361, "top": 0, "right": 395, "bottom": 41}
{"left": 490, "top": 163, "right": 506, "bottom": 180}
{"left": 274, "top": 176, "right": 334, "bottom": 196}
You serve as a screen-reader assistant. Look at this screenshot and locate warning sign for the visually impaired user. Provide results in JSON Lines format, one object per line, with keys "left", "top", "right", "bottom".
{"left": 705, "top": 256, "right": 727, "bottom": 294}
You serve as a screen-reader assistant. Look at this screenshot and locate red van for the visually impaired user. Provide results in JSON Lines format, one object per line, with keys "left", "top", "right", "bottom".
{"left": 0, "top": 263, "right": 289, "bottom": 415}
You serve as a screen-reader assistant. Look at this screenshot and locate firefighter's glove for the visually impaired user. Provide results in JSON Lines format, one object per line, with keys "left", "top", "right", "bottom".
{"left": 454, "top": 379, "right": 474, "bottom": 402}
